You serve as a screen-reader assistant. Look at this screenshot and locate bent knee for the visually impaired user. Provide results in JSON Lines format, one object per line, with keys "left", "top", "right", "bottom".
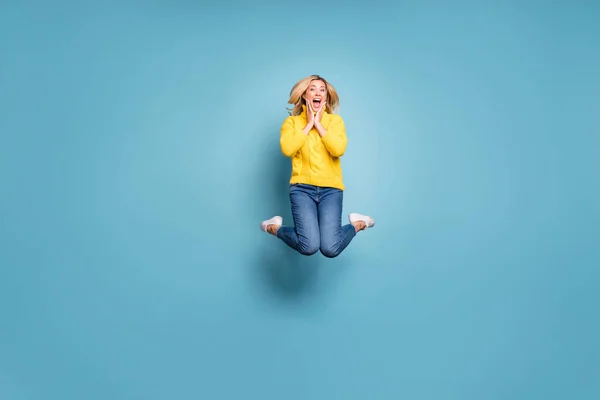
{"left": 320, "top": 245, "right": 341, "bottom": 258}
{"left": 298, "top": 242, "right": 320, "bottom": 256}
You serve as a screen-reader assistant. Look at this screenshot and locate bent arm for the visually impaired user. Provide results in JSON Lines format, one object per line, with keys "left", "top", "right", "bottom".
{"left": 280, "top": 116, "right": 307, "bottom": 157}
{"left": 319, "top": 116, "right": 348, "bottom": 157}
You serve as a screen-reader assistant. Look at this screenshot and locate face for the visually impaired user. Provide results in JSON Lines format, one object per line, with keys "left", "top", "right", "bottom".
{"left": 303, "top": 79, "right": 327, "bottom": 111}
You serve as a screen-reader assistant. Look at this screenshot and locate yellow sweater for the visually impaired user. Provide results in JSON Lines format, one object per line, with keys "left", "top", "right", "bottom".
{"left": 280, "top": 105, "right": 348, "bottom": 190}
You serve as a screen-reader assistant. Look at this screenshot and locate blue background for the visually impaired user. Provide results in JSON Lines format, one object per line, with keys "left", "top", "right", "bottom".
{"left": 1, "top": 1, "right": 599, "bottom": 399}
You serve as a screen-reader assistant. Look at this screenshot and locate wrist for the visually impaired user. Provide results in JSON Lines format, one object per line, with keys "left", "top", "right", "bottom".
{"left": 315, "top": 122, "right": 325, "bottom": 136}
{"left": 302, "top": 123, "right": 313, "bottom": 134}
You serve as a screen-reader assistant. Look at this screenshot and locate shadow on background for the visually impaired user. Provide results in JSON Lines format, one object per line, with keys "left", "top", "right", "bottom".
{"left": 254, "top": 130, "right": 323, "bottom": 303}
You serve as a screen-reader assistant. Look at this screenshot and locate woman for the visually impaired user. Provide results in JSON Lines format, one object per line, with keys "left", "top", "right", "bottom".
{"left": 260, "top": 75, "right": 375, "bottom": 258}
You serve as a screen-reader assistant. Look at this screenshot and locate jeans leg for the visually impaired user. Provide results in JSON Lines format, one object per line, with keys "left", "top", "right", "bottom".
{"left": 276, "top": 184, "right": 320, "bottom": 256}
{"left": 317, "top": 188, "right": 356, "bottom": 258}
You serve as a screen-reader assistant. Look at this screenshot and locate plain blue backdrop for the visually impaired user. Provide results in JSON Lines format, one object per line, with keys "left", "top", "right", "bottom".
{"left": 1, "top": 1, "right": 599, "bottom": 399}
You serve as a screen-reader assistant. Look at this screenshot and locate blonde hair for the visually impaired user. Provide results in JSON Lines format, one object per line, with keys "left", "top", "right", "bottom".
{"left": 286, "top": 75, "right": 340, "bottom": 116}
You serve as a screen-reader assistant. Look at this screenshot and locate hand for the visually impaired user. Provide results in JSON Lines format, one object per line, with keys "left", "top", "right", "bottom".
{"left": 313, "top": 101, "right": 327, "bottom": 136}
{"left": 307, "top": 101, "right": 316, "bottom": 125}
{"left": 302, "top": 100, "right": 315, "bottom": 134}
{"left": 314, "top": 101, "right": 326, "bottom": 126}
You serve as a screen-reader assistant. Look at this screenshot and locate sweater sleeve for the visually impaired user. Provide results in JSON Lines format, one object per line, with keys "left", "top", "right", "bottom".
{"left": 320, "top": 115, "right": 348, "bottom": 157}
{"left": 280, "top": 116, "right": 307, "bottom": 157}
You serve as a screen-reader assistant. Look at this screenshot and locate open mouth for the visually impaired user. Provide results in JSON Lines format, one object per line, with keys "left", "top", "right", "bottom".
{"left": 312, "top": 98, "right": 322, "bottom": 109}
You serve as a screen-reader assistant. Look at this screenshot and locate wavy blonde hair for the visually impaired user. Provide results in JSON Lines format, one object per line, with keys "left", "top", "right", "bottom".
{"left": 286, "top": 75, "right": 340, "bottom": 116}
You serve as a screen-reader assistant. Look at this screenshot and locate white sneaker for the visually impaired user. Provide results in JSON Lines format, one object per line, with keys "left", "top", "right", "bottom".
{"left": 260, "top": 216, "right": 283, "bottom": 232}
{"left": 349, "top": 213, "right": 375, "bottom": 229}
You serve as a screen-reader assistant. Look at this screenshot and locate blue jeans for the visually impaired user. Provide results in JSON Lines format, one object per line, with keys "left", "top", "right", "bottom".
{"left": 276, "top": 184, "right": 357, "bottom": 258}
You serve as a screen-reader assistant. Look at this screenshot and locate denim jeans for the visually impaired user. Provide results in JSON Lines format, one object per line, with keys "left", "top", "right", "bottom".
{"left": 276, "top": 183, "right": 357, "bottom": 258}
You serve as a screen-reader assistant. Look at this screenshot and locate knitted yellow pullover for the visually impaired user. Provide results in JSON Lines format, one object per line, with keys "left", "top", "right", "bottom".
{"left": 280, "top": 105, "right": 348, "bottom": 190}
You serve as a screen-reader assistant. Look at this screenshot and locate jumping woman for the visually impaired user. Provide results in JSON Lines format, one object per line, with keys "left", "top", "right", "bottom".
{"left": 260, "top": 75, "right": 375, "bottom": 258}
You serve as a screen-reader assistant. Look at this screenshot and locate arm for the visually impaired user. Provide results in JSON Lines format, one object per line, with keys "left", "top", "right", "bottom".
{"left": 280, "top": 116, "right": 308, "bottom": 157}
{"left": 315, "top": 115, "right": 348, "bottom": 157}
{"left": 280, "top": 116, "right": 313, "bottom": 157}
